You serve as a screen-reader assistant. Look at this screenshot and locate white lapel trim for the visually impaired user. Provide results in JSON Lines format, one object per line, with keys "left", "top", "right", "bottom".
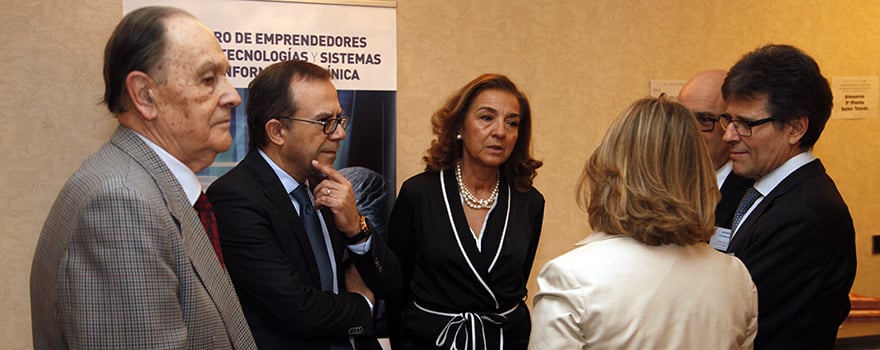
{"left": 487, "top": 185, "right": 510, "bottom": 272}
{"left": 440, "top": 169, "right": 500, "bottom": 309}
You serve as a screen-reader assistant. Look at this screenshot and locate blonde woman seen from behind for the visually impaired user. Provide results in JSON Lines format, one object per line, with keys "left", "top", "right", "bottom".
{"left": 529, "top": 97, "right": 758, "bottom": 350}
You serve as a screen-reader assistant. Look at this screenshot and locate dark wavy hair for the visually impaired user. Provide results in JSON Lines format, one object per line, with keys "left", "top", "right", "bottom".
{"left": 723, "top": 44, "right": 832, "bottom": 149}
{"left": 423, "top": 74, "right": 542, "bottom": 192}
{"left": 102, "top": 6, "right": 190, "bottom": 114}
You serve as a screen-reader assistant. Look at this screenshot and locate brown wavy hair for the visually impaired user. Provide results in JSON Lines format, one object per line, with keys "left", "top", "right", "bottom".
{"left": 423, "top": 74, "right": 542, "bottom": 192}
{"left": 577, "top": 96, "right": 719, "bottom": 246}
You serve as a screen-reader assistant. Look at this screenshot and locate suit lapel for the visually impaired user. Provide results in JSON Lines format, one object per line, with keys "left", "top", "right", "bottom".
{"left": 728, "top": 160, "right": 825, "bottom": 251}
{"left": 110, "top": 126, "right": 254, "bottom": 349}
{"left": 317, "top": 207, "right": 347, "bottom": 289}
{"left": 717, "top": 172, "right": 754, "bottom": 228}
{"left": 441, "top": 169, "right": 501, "bottom": 308}
{"left": 443, "top": 169, "right": 492, "bottom": 272}
{"left": 310, "top": 174, "right": 345, "bottom": 268}
{"left": 241, "top": 151, "right": 325, "bottom": 288}
{"left": 479, "top": 178, "right": 510, "bottom": 273}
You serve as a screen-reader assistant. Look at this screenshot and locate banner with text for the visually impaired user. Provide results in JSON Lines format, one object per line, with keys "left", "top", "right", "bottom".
{"left": 123, "top": 0, "right": 397, "bottom": 235}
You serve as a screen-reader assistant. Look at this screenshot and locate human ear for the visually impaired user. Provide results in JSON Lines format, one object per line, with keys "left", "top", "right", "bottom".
{"left": 125, "top": 71, "right": 158, "bottom": 121}
{"left": 788, "top": 116, "right": 809, "bottom": 145}
{"left": 265, "top": 119, "right": 287, "bottom": 146}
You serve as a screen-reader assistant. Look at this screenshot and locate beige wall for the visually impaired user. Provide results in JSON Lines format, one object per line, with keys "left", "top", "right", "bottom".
{"left": 2, "top": 0, "right": 879, "bottom": 347}
{"left": 397, "top": 0, "right": 880, "bottom": 308}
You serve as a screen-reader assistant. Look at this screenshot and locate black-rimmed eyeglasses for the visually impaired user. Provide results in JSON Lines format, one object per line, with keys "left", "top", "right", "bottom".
{"left": 694, "top": 112, "right": 720, "bottom": 132}
{"left": 278, "top": 116, "right": 350, "bottom": 135}
{"left": 718, "top": 114, "right": 776, "bottom": 137}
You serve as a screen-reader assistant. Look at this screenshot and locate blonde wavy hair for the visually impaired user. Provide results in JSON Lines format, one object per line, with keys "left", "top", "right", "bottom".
{"left": 577, "top": 96, "right": 720, "bottom": 246}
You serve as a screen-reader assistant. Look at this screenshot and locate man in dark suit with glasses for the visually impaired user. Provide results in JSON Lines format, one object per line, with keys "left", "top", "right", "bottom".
{"left": 206, "top": 60, "right": 401, "bottom": 349}
{"left": 719, "top": 44, "right": 856, "bottom": 350}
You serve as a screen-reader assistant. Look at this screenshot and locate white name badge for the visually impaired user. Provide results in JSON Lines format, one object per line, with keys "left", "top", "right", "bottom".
{"left": 709, "top": 227, "right": 733, "bottom": 252}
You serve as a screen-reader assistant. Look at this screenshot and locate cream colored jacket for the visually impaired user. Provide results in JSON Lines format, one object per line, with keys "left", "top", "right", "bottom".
{"left": 529, "top": 232, "right": 757, "bottom": 350}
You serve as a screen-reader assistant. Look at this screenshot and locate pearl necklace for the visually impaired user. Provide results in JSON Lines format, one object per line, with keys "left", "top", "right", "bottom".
{"left": 455, "top": 161, "right": 499, "bottom": 210}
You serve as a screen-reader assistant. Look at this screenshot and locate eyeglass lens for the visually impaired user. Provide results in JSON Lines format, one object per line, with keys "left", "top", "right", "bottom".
{"left": 324, "top": 117, "right": 349, "bottom": 134}
{"left": 718, "top": 114, "right": 757, "bottom": 137}
{"left": 694, "top": 112, "right": 718, "bottom": 132}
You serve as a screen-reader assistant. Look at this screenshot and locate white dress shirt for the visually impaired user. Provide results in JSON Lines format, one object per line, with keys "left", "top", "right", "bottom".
{"left": 134, "top": 132, "right": 201, "bottom": 206}
{"left": 731, "top": 151, "right": 815, "bottom": 237}
{"left": 717, "top": 160, "right": 734, "bottom": 190}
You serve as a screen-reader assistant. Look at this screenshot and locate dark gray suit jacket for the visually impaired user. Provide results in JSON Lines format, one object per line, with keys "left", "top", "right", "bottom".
{"left": 30, "top": 126, "right": 255, "bottom": 349}
{"left": 716, "top": 170, "right": 754, "bottom": 229}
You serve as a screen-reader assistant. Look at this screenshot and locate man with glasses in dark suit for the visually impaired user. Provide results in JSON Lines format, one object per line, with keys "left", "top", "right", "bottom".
{"left": 206, "top": 60, "right": 401, "bottom": 349}
{"left": 720, "top": 44, "right": 856, "bottom": 350}
{"left": 677, "top": 69, "right": 754, "bottom": 252}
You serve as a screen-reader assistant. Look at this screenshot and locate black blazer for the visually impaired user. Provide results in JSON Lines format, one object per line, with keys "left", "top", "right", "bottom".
{"left": 716, "top": 170, "right": 754, "bottom": 229}
{"left": 387, "top": 170, "right": 544, "bottom": 349}
{"left": 207, "top": 150, "right": 401, "bottom": 350}
{"left": 728, "top": 160, "right": 856, "bottom": 350}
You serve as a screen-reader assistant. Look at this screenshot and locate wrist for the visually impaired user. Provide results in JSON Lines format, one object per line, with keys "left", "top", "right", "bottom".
{"left": 345, "top": 215, "right": 372, "bottom": 245}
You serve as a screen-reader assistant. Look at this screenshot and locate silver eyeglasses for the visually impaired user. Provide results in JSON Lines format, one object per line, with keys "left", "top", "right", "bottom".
{"left": 718, "top": 114, "right": 776, "bottom": 137}
{"left": 278, "top": 116, "right": 350, "bottom": 135}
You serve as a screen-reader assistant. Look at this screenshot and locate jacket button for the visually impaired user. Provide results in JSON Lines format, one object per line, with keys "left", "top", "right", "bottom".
{"left": 348, "top": 326, "right": 364, "bottom": 335}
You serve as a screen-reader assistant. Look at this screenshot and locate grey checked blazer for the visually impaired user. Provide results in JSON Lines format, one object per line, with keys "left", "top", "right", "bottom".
{"left": 30, "top": 126, "right": 256, "bottom": 349}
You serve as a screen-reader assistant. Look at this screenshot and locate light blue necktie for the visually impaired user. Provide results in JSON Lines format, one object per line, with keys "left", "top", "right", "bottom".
{"left": 290, "top": 185, "right": 334, "bottom": 291}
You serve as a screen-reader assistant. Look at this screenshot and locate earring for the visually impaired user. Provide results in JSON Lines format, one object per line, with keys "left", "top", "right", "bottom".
{"left": 456, "top": 134, "right": 462, "bottom": 140}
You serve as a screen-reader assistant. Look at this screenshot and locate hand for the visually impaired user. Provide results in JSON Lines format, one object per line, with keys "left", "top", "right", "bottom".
{"left": 310, "top": 160, "right": 361, "bottom": 236}
{"left": 345, "top": 263, "right": 374, "bottom": 304}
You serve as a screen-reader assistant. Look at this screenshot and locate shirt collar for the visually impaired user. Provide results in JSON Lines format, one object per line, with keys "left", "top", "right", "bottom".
{"left": 258, "top": 149, "right": 305, "bottom": 193}
{"left": 753, "top": 151, "right": 816, "bottom": 196}
{"left": 133, "top": 132, "right": 202, "bottom": 206}
{"left": 716, "top": 160, "right": 733, "bottom": 189}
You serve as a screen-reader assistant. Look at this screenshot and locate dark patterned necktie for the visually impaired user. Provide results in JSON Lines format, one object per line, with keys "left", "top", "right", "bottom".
{"left": 731, "top": 187, "right": 763, "bottom": 232}
{"left": 290, "top": 185, "right": 334, "bottom": 291}
{"left": 194, "top": 192, "right": 225, "bottom": 268}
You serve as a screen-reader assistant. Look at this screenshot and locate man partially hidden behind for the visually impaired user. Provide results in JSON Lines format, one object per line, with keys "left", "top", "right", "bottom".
{"left": 721, "top": 44, "right": 856, "bottom": 349}
{"left": 30, "top": 6, "right": 256, "bottom": 349}
{"left": 207, "top": 60, "right": 401, "bottom": 349}
{"left": 677, "top": 69, "right": 754, "bottom": 251}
